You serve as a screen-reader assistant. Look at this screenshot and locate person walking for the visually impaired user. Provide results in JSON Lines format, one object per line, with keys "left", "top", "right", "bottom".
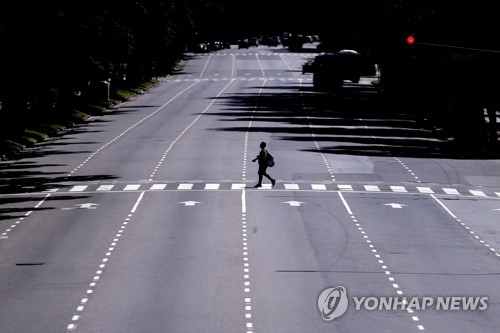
{"left": 252, "top": 141, "right": 276, "bottom": 188}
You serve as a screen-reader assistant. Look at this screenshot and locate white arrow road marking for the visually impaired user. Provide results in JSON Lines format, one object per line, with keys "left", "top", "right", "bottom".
{"left": 383, "top": 203, "right": 407, "bottom": 209}
{"left": 283, "top": 201, "right": 304, "bottom": 207}
{"left": 179, "top": 201, "right": 201, "bottom": 206}
{"left": 62, "top": 203, "right": 99, "bottom": 210}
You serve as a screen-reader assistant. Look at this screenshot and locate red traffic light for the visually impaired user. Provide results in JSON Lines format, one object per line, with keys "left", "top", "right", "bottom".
{"left": 406, "top": 35, "right": 415, "bottom": 45}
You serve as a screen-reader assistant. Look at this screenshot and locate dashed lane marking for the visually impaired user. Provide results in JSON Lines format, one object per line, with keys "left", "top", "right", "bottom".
{"left": 338, "top": 192, "right": 426, "bottom": 331}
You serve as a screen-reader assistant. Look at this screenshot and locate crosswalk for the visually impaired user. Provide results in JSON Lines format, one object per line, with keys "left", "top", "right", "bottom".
{"left": 44, "top": 182, "right": 500, "bottom": 198}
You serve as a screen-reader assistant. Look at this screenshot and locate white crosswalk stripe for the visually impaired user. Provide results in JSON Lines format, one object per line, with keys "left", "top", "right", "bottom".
{"left": 364, "top": 185, "right": 380, "bottom": 192}
{"left": 205, "top": 184, "right": 220, "bottom": 190}
{"left": 443, "top": 188, "right": 460, "bottom": 195}
{"left": 150, "top": 184, "right": 167, "bottom": 190}
{"left": 311, "top": 184, "right": 326, "bottom": 190}
{"left": 124, "top": 184, "right": 140, "bottom": 191}
{"left": 338, "top": 185, "right": 353, "bottom": 191}
{"left": 469, "top": 190, "right": 487, "bottom": 197}
{"left": 97, "top": 185, "right": 114, "bottom": 191}
{"left": 178, "top": 184, "right": 193, "bottom": 190}
{"left": 70, "top": 185, "right": 88, "bottom": 192}
{"left": 390, "top": 186, "right": 407, "bottom": 193}
{"left": 284, "top": 184, "right": 299, "bottom": 190}
{"left": 417, "top": 187, "right": 434, "bottom": 194}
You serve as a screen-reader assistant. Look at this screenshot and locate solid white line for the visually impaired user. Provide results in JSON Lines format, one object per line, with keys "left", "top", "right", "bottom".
{"left": 131, "top": 191, "right": 145, "bottom": 213}
{"left": 338, "top": 192, "right": 353, "bottom": 215}
{"left": 200, "top": 54, "right": 212, "bottom": 78}
{"left": 430, "top": 194, "right": 457, "bottom": 219}
{"left": 242, "top": 189, "right": 246, "bottom": 215}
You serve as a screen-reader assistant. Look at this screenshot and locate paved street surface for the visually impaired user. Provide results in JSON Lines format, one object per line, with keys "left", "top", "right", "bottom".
{"left": 1, "top": 44, "right": 500, "bottom": 333}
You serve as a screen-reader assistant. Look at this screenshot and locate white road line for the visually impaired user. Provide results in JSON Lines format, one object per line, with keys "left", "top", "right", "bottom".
{"left": 469, "top": 190, "right": 487, "bottom": 197}
{"left": 338, "top": 191, "right": 425, "bottom": 330}
{"left": 97, "top": 185, "right": 114, "bottom": 191}
{"left": 430, "top": 194, "right": 458, "bottom": 219}
{"left": 496, "top": 192, "right": 500, "bottom": 197}
{"left": 124, "top": 184, "right": 141, "bottom": 191}
{"left": 390, "top": 186, "right": 407, "bottom": 192}
{"left": 150, "top": 184, "right": 167, "bottom": 190}
{"left": 284, "top": 184, "right": 300, "bottom": 190}
{"left": 178, "top": 184, "right": 193, "bottom": 190}
{"left": 232, "top": 184, "right": 246, "bottom": 190}
{"left": 70, "top": 185, "right": 88, "bottom": 192}
{"left": 241, "top": 189, "right": 246, "bottom": 214}
{"left": 338, "top": 192, "right": 353, "bottom": 215}
{"left": 364, "top": 185, "right": 380, "bottom": 192}
{"left": 204, "top": 183, "right": 220, "bottom": 190}
{"left": 338, "top": 185, "right": 353, "bottom": 191}
{"left": 417, "top": 187, "right": 434, "bottom": 194}
{"left": 131, "top": 191, "right": 145, "bottom": 213}
{"left": 443, "top": 188, "right": 460, "bottom": 195}
{"left": 311, "top": 184, "right": 326, "bottom": 190}
{"left": 65, "top": 191, "right": 145, "bottom": 332}
{"left": 148, "top": 80, "right": 234, "bottom": 180}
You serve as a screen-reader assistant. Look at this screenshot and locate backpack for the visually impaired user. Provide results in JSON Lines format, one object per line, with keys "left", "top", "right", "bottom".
{"left": 265, "top": 150, "right": 275, "bottom": 167}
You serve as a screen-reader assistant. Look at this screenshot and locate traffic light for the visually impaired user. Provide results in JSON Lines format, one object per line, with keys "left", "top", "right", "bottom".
{"left": 406, "top": 35, "right": 415, "bottom": 45}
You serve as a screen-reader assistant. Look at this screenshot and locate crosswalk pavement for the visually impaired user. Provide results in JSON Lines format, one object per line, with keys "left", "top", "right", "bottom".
{"left": 43, "top": 182, "right": 500, "bottom": 198}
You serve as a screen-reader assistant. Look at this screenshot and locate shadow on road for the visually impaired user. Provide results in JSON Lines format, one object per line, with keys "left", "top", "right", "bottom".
{"left": 209, "top": 81, "right": 499, "bottom": 159}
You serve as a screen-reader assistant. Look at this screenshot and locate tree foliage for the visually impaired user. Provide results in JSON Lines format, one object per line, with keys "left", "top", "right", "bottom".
{"left": 0, "top": 0, "right": 496, "bottom": 130}
{"left": 0, "top": 0, "right": 197, "bottom": 127}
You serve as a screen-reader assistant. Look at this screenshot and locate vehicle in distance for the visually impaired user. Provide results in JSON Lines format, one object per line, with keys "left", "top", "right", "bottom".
{"left": 238, "top": 39, "right": 249, "bottom": 49}
{"left": 312, "top": 50, "right": 362, "bottom": 90}
{"left": 264, "top": 36, "right": 281, "bottom": 47}
{"left": 248, "top": 37, "right": 259, "bottom": 47}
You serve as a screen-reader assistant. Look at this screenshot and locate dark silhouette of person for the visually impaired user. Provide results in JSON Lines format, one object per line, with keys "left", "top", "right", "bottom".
{"left": 252, "top": 141, "right": 276, "bottom": 188}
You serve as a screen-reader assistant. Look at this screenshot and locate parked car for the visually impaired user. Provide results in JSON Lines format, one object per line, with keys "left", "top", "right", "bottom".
{"left": 248, "top": 37, "right": 259, "bottom": 47}
{"left": 268, "top": 36, "right": 281, "bottom": 47}
{"left": 312, "top": 50, "right": 362, "bottom": 90}
{"left": 238, "top": 39, "right": 249, "bottom": 49}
